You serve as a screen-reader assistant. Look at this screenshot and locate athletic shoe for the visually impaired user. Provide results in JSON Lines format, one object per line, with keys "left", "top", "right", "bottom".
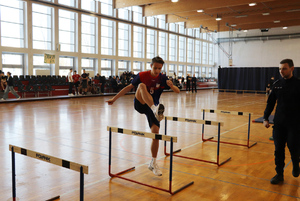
{"left": 1, "top": 98, "right": 5, "bottom": 101}
{"left": 17, "top": 97, "right": 21, "bottom": 100}
{"left": 148, "top": 162, "right": 162, "bottom": 176}
{"left": 152, "top": 104, "right": 165, "bottom": 121}
{"left": 68, "top": 94, "right": 72, "bottom": 96}
{"left": 270, "top": 174, "right": 284, "bottom": 184}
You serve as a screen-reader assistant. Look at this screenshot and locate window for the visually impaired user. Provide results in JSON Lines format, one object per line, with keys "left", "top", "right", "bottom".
{"left": 118, "top": 60, "right": 130, "bottom": 76}
{"left": 195, "top": 28, "right": 200, "bottom": 38}
{"left": 169, "top": 23, "right": 176, "bottom": 32}
{"left": 202, "top": 42, "right": 208, "bottom": 64}
{"left": 146, "top": 62, "right": 151, "bottom": 70}
{"left": 187, "top": 38, "right": 194, "bottom": 63}
{"left": 157, "top": 15, "right": 166, "bottom": 29}
{"left": 158, "top": 32, "right": 167, "bottom": 61}
{"left": 187, "top": 65, "right": 193, "bottom": 77}
{"left": 208, "top": 67, "right": 212, "bottom": 78}
{"left": 178, "top": 36, "right": 186, "bottom": 62}
{"left": 168, "top": 64, "right": 176, "bottom": 77}
{"left": 147, "top": 16, "right": 156, "bottom": 27}
{"left": 58, "top": 0, "right": 76, "bottom": 7}
{"left": 202, "top": 32, "right": 208, "bottom": 40}
{"left": 209, "top": 43, "right": 214, "bottom": 65}
{"left": 0, "top": 1, "right": 25, "bottom": 48}
{"left": 101, "top": 59, "right": 114, "bottom": 78}
{"left": 118, "top": 23, "right": 131, "bottom": 57}
{"left": 201, "top": 67, "right": 207, "bottom": 78}
{"left": 133, "top": 26, "right": 144, "bottom": 58}
{"left": 82, "top": 58, "right": 96, "bottom": 77}
{"left": 187, "top": 28, "right": 193, "bottom": 37}
{"left": 147, "top": 29, "right": 157, "bottom": 59}
{"left": 2, "top": 53, "right": 24, "bottom": 76}
{"left": 100, "top": 0, "right": 114, "bottom": 16}
{"left": 118, "top": 7, "right": 131, "bottom": 21}
{"left": 81, "top": 0, "right": 96, "bottom": 12}
{"left": 101, "top": 19, "right": 115, "bottom": 55}
{"left": 32, "top": 4, "right": 53, "bottom": 50}
{"left": 33, "top": 55, "right": 51, "bottom": 75}
{"left": 81, "top": 14, "right": 97, "bottom": 54}
{"left": 132, "top": 6, "right": 143, "bottom": 24}
{"left": 195, "top": 66, "right": 200, "bottom": 78}
{"left": 178, "top": 65, "right": 184, "bottom": 77}
{"left": 195, "top": 40, "right": 201, "bottom": 64}
{"left": 59, "top": 56, "right": 74, "bottom": 76}
{"left": 133, "top": 61, "right": 142, "bottom": 74}
{"left": 177, "top": 22, "right": 185, "bottom": 34}
{"left": 59, "top": 9, "right": 76, "bottom": 52}
{"left": 169, "top": 34, "right": 177, "bottom": 61}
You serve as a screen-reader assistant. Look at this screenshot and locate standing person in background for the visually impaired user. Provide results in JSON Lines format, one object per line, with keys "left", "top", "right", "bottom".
{"left": 81, "top": 69, "right": 88, "bottom": 95}
{"left": 266, "top": 76, "right": 275, "bottom": 95}
{"left": 1, "top": 72, "right": 21, "bottom": 101}
{"left": 68, "top": 68, "right": 74, "bottom": 96}
{"left": 191, "top": 74, "right": 197, "bottom": 93}
{"left": 72, "top": 70, "right": 81, "bottom": 95}
{"left": 186, "top": 74, "right": 191, "bottom": 93}
{"left": 263, "top": 59, "right": 300, "bottom": 184}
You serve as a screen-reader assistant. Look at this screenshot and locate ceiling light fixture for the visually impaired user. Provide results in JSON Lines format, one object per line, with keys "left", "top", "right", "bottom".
{"left": 197, "top": 9, "right": 204, "bottom": 12}
{"left": 283, "top": 27, "right": 288, "bottom": 29}
{"left": 286, "top": 9, "right": 300, "bottom": 12}
{"left": 216, "top": 17, "right": 222, "bottom": 21}
{"left": 262, "top": 13, "right": 270, "bottom": 15}
{"left": 249, "top": 3, "right": 257, "bottom": 6}
{"left": 231, "top": 24, "right": 237, "bottom": 27}
{"left": 274, "top": 20, "right": 280, "bottom": 23}
{"left": 171, "top": 0, "right": 179, "bottom": 2}
{"left": 244, "top": 30, "right": 248, "bottom": 32}
{"left": 235, "top": 15, "right": 248, "bottom": 18}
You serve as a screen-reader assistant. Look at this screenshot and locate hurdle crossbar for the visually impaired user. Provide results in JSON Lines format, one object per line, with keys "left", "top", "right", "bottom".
{"left": 164, "top": 116, "right": 231, "bottom": 166}
{"left": 107, "top": 126, "right": 194, "bottom": 195}
{"left": 9, "top": 144, "right": 88, "bottom": 201}
{"left": 201, "top": 109, "right": 257, "bottom": 148}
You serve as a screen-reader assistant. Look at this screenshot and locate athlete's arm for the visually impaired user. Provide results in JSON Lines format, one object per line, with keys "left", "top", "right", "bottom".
{"left": 166, "top": 80, "right": 180, "bottom": 93}
{"left": 106, "top": 84, "right": 135, "bottom": 105}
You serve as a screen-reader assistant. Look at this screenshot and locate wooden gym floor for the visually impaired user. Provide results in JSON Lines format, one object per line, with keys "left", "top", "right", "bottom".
{"left": 1, "top": 90, "right": 299, "bottom": 201}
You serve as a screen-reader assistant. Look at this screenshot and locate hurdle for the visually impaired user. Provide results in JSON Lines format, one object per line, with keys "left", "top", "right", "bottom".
{"left": 9, "top": 144, "right": 89, "bottom": 201}
{"left": 107, "top": 126, "right": 194, "bottom": 195}
{"left": 164, "top": 116, "right": 231, "bottom": 166}
{"left": 201, "top": 109, "right": 257, "bottom": 148}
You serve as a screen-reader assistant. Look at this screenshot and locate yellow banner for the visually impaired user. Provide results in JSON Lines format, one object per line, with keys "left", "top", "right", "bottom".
{"left": 44, "top": 53, "right": 55, "bottom": 64}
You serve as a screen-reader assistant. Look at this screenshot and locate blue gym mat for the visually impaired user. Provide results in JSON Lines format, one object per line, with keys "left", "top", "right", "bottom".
{"left": 252, "top": 115, "right": 274, "bottom": 124}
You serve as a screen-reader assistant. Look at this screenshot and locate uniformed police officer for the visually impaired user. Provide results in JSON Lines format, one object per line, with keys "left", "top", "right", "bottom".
{"left": 263, "top": 59, "right": 300, "bottom": 184}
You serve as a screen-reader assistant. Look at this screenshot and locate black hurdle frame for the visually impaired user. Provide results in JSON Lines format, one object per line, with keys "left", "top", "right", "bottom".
{"left": 164, "top": 117, "right": 231, "bottom": 166}
{"left": 108, "top": 127, "right": 194, "bottom": 195}
{"left": 10, "top": 146, "right": 85, "bottom": 201}
{"left": 202, "top": 112, "right": 257, "bottom": 148}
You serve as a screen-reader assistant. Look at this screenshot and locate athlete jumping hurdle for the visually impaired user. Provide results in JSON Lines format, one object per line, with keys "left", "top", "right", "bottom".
{"left": 106, "top": 56, "right": 180, "bottom": 176}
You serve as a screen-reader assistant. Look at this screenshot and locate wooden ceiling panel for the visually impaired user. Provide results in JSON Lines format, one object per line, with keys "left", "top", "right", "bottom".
{"left": 115, "top": 0, "right": 300, "bottom": 32}
{"left": 144, "top": 0, "right": 274, "bottom": 16}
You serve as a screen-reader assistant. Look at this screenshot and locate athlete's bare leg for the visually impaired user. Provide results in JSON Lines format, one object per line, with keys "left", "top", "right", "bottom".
{"left": 135, "top": 83, "right": 154, "bottom": 107}
{"left": 151, "top": 124, "right": 159, "bottom": 158}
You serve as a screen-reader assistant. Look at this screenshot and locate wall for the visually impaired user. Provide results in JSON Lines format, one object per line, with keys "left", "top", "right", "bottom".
{"left": 218, "top": 38, "right": 300, "bottom": 67}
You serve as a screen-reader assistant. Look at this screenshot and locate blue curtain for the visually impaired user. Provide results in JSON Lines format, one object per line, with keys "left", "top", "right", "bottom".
{"left": 218, "top": 67, "right": 300, "bottom": 91}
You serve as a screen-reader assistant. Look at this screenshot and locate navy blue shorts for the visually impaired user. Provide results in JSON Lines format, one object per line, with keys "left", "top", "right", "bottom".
{"left": 134, "top": 98, "right": 160, "bottom": 128}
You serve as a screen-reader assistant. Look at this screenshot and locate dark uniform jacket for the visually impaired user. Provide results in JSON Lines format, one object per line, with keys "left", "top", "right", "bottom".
{"left": 264, "top": 76, "right": 300, "bottom": 125}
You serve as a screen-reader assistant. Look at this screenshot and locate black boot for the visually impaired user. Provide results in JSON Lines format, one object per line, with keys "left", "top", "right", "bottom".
{"left": 270, "top": 174, "right": 284, "bottom": 184}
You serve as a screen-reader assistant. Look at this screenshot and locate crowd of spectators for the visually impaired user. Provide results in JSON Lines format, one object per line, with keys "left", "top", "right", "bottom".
{"left": 0, "top": 68, "right": 216, "bottom": 99}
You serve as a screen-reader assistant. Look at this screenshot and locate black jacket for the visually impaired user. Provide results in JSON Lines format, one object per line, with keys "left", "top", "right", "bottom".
{"left": 264, "top": 76, "right": 300, "bottom": 124}
{"left": 7, "top": 76, "right": 14, "bottom": 86}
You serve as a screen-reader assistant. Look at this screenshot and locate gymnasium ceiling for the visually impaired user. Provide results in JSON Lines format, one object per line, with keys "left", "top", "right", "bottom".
{"left": 115, "top": 0, "right": 300, "bottom": 33}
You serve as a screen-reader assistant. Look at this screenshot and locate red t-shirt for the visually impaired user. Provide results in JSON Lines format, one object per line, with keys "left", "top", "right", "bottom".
{"left": 72, "top": 74, "right": 81, "bottom": 83}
